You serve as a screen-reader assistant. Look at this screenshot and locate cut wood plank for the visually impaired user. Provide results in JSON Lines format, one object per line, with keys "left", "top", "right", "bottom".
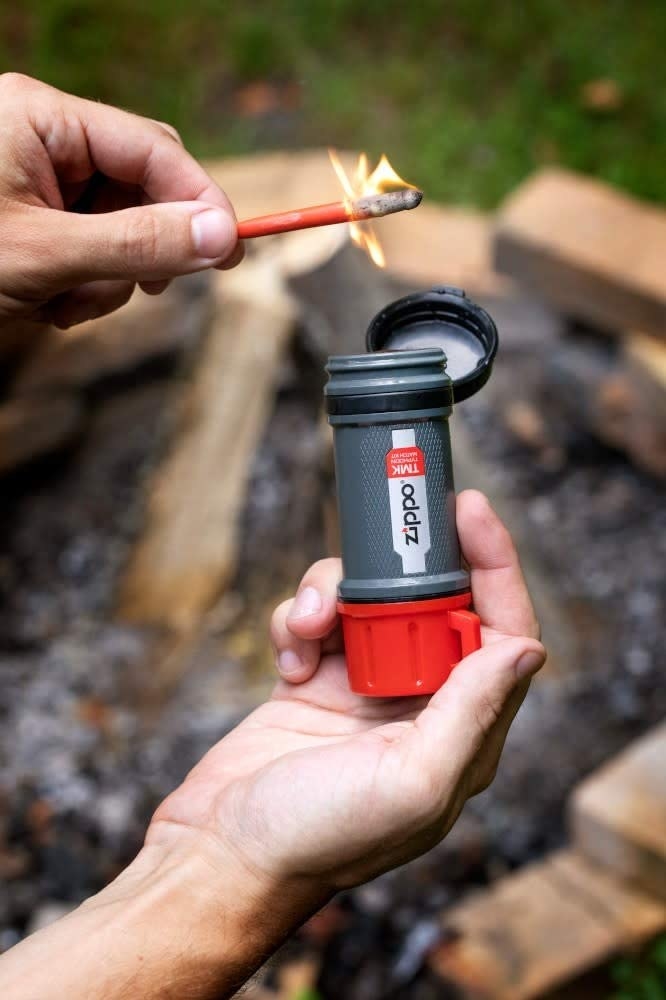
{"left": 627, "top": 331, "right": 666, "bottom": 388}
{"left": 613, "top": 333, "right": 666, "bottom": 477}
{"left": 430, "top": 849, "right": 666, "bottom": 1000}
{"left": 380, "top": 203, "right": 509, "bottom": 295}
{"left": 542, "top": 332, "right": 666, "bottom": 478}
{"left": 570, "top": 722, "right": 666, "bottom": 901}
{"left": 13, "top": 275, "right": 212, "bottom": 394}
{"left": 518, "top": 322, "right": 666, "bottom": 479}
{"left": 0, "top": 394, "right": 83, "bottom": 474}
{"left": 494, "top": 168, "right": 666, "bottom": 338}
{"left": 117, "top": 258, "right": 297, "bottom": 631}
{"left": 289, "top": 239, "right": 401, "bottom": 357}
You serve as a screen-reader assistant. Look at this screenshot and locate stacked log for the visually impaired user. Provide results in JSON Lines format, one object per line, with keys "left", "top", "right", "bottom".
{"left": 431, "top": 724, "right": 666, "bottom": 998}
{"left": 117, "top": 259, "right": 298, "bottom": 631}
{"left": 0, "top": 274, "right": 212, "bottom": 474}
{"left": 495, "top": 168, "right": 666, "bottom": 478}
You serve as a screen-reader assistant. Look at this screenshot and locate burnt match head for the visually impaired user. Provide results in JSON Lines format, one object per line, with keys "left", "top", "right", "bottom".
{"left": 353, "top": 188, "right": 423, "bottom": 219}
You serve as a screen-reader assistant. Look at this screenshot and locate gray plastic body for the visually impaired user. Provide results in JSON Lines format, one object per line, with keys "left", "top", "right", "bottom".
{"left": 326, "top": 350, "right": 469, "bottom": 603}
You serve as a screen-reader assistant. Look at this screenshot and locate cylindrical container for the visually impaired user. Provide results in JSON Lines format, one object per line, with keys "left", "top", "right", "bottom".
{"left": 325, "top": 349, "right": 480, "bottom": 696}
{"left": 325, "top": 287, "right": 497, "bottom": 697}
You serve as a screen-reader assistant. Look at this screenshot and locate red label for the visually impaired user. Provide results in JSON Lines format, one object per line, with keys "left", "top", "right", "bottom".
{"left": 386, "top": 446, "right": 425, "bottom": 479}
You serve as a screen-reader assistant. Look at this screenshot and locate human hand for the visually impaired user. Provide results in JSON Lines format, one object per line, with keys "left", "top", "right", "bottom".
{"left": 0, "top": 73, "right": 240, "bottom": 336}
{"left": 149, "top": 490, "right": 545, "bottom": 895}
{"left": 0, "top": 491, "right": 545, "bottom": 1000}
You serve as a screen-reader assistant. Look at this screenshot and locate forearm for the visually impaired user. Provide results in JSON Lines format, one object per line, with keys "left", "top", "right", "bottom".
{"left": 0, "top": 834, "right": 327, "bottom": 1000}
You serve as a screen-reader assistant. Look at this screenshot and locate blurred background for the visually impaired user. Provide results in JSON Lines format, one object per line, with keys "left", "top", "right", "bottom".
{"left": 0, "top": 3, "right": 665, "bottom": 999}
{"left": 1, "top": 0, "right": 665, "bottom": 206}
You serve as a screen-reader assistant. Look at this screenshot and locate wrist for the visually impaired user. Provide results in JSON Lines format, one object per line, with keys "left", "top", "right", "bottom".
{"left": 104, "top": 822, "right": 330, "bottom": 998}
{"left": 0, "top": 824, "right": 330, "bottom": 1000}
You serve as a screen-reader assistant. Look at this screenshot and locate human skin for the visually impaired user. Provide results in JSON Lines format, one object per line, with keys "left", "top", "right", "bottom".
{"left": 0, "top": 72, "right": 241, "bottom": 343}
{"left": 0, "top": 490, "right": 545, "bottom": 999}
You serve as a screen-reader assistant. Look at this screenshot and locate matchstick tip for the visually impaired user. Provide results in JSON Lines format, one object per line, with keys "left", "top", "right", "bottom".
{"left": 403, "top": 188, "right": 423, "bottom": 210}
{"left": 354, "top": 188, "right": 424, "bottom": 219}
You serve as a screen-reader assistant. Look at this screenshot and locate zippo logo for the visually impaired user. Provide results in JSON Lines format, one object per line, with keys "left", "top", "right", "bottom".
{"left": 386, "top": 430, "right": 431, "bottom": 574}
{"left": 399, "top": 482, "right": 421, "bottom": 547}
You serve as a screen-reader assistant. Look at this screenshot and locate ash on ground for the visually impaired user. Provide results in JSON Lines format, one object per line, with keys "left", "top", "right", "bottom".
{"left": 0, "top": 284, "right": 663, "bottom": 998}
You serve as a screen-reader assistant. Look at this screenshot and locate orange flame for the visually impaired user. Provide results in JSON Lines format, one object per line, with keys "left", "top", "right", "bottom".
{"left": 328, "top": 150, "right": 417, "bottom": 268}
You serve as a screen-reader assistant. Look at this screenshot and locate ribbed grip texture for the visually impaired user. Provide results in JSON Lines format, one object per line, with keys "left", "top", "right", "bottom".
{"left": 334, "top": 419, "right": 460, "bottom": 593}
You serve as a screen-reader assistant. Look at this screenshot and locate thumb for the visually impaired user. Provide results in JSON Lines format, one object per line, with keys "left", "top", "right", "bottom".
{"left": 413, "top": 636, "right": 546, "bottom": 796}
{"left": 14, "top": 202, "right": 239, "bottom": 295}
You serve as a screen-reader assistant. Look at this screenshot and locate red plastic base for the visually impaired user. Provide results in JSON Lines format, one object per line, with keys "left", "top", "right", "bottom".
{"left": 338, "top": 592, "right": 481, "bottom": 697}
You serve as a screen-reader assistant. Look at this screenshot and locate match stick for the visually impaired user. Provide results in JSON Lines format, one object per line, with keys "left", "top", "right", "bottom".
{"left": 237, "top": 189, "right": 423, "bottom": 239}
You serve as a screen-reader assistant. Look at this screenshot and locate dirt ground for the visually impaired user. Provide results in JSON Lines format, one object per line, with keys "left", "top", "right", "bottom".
{"left": 0, "top": 266, "right": 663, "bottom": 997}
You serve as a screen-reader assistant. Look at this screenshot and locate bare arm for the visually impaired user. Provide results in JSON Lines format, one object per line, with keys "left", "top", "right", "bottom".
{"left": 0, "top": 839, "right": 323, "bottom": 1000}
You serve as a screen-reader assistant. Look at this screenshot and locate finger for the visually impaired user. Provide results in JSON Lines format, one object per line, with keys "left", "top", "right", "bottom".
{"left": 139, "top": 279, "right": 171, "bottom": 296}
{"left": 457, "top": 490, "right": 540, "bottom": 639}
{"left": 271, "top": 599, "right": 321, "bottom": 684}
{"left": 149, "top": 120, "right": 184, "bottom": 146}
{"left": 69, "top": 175, "right": 142, "bottom": 215}
{"left": 273, "top": 652, "right": 426, "bottom": 720}
{"left": 29, "top": 81, "right": 234, "bottom": 213}
{"left": 413, "top": 636, "right": 546, "bottom": 801}
{"left": 466, "top": 679, "right": 531, "bottom": 796}
{"left": 5, "top": 201, "right": 238, "bottom": 293}
{"left": 60, "top": 179, "right": 91, "bottom": 210}
{"left": 285, "top": 558, "right": 342, "bottom": 641}
{"left": 216, "top": 240, "right": 246, "bottom": 271}
{"left": 44, "top": 280, "right": 135, "bottom": 329}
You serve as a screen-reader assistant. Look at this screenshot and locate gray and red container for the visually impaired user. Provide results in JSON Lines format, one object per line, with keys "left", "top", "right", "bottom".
{"left": 325, "top": 286, "right": 498, "bottom": 697}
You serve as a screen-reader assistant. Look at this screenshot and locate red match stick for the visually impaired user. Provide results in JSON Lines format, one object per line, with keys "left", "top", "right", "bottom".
{"left": 237, "top": 189, "right": 423, "bottom": 239}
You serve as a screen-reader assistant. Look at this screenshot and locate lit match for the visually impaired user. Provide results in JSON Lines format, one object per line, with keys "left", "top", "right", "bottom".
{"left": 237, "top": 151, "right": 422, "bottom": 266}
{"left": 237, "top": 188, "right": 422, "bottom": 239}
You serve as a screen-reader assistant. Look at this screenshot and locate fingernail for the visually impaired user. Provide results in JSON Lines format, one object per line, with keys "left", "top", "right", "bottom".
{"left": 278, "top": 649, "right": 304, "bottom": 678}
{"left": 191, "top": 208, "right": 236, "bottom": 260}
{"left": 516, "top": 649, "right": 545, "bottom": 678}
{"left": 288, "top": 586, "right": 323, "bottom": 620}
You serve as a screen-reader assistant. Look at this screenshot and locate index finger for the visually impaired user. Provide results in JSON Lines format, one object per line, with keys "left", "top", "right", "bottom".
{"left": 27, "top": 78, "right": 234, "bottom": 214}
{"left": 457, "top": 490, "right": 540, "bottom": 640}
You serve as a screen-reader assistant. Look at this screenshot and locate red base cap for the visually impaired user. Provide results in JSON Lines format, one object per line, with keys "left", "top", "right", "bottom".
{"left": 338, "top": 592, "right": 481, "bottom": 697}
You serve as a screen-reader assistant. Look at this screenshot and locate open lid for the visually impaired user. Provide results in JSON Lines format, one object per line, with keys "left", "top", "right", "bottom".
{"left": 365, "top": 286, "right": 498, "bottom": 403}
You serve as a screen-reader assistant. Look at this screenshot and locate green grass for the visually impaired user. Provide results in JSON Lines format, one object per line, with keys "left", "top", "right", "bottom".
{"left": 1, "top": 0, "right": 664, "bottom": 207}
{"left": 611, "top": 934, "right": 666, "bottom": 1000}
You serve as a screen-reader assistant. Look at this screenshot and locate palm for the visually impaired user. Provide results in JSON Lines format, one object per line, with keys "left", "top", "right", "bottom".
{"left": 151, "top": 493, "right": 544, "bottom": 889}
{"left": 155, "top": 625, "right": 516, "bottom": 886}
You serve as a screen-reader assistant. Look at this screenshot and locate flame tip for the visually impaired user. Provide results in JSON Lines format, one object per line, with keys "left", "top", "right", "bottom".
{"left": 328, "top": 149, "right": 417, "bottom": 268}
